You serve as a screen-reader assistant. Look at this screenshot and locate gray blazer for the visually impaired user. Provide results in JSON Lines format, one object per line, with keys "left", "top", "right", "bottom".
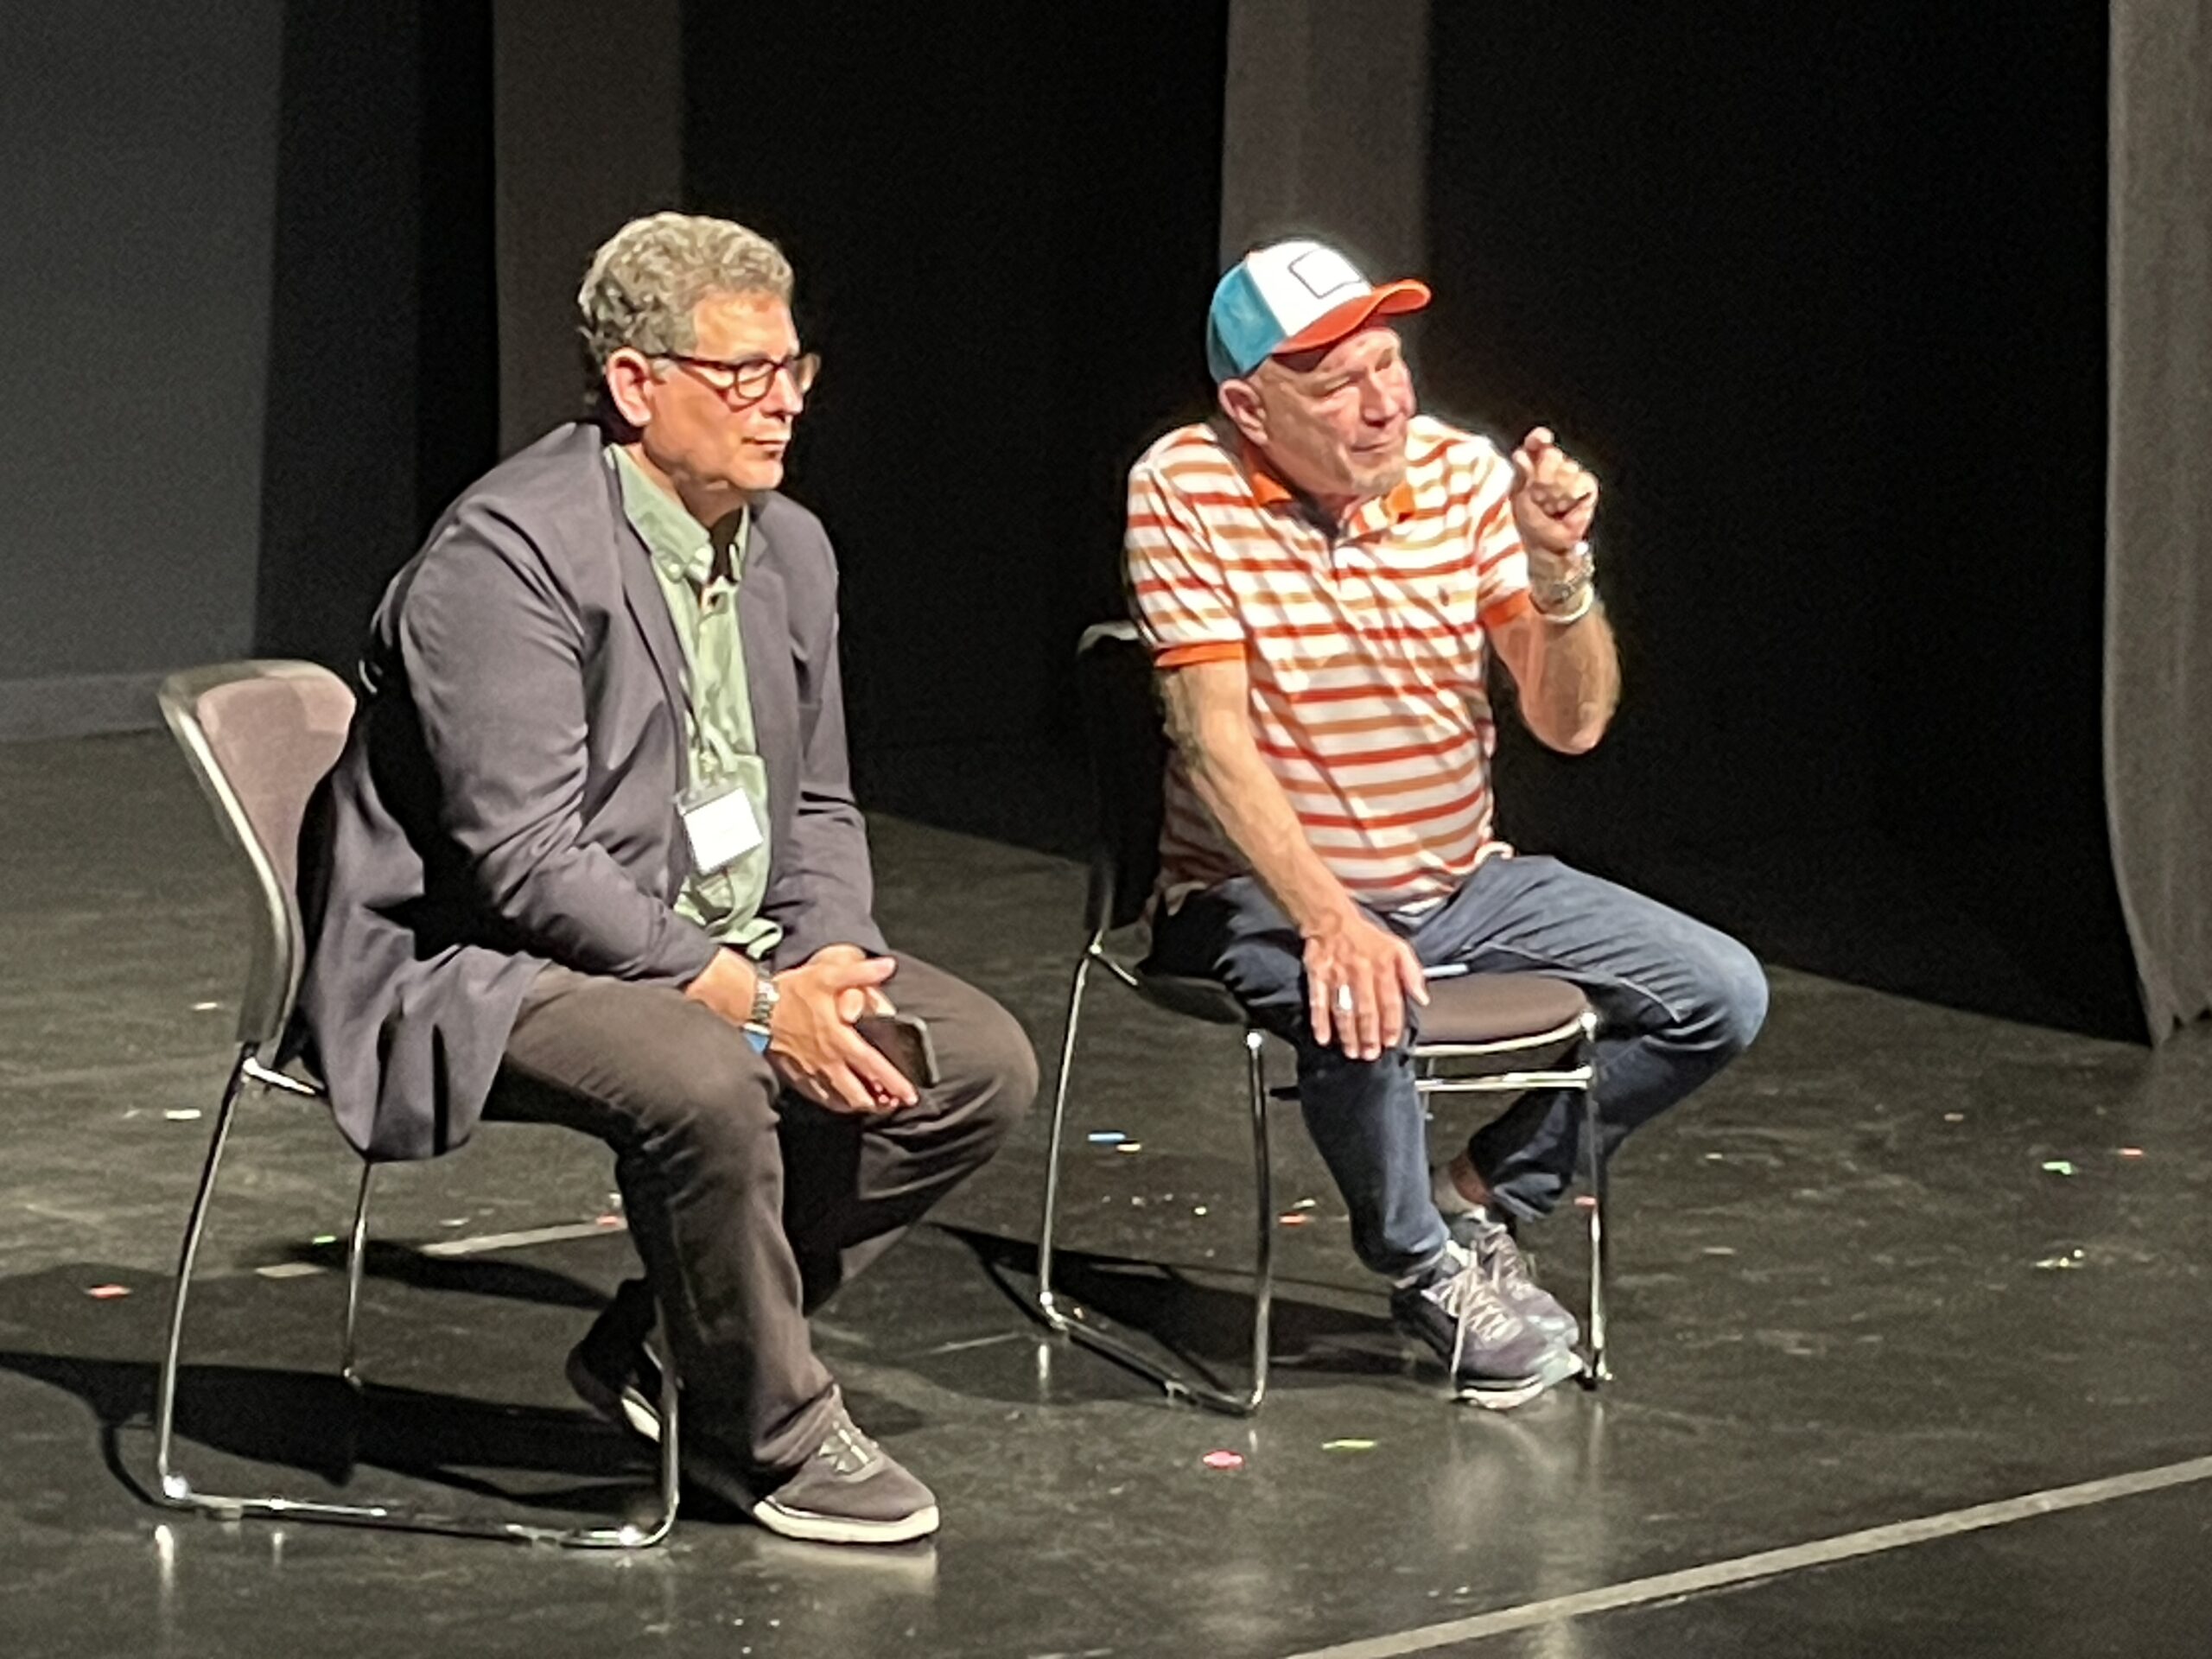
{"left": 295, "top": 422, "right": 887, "bottom": 1161}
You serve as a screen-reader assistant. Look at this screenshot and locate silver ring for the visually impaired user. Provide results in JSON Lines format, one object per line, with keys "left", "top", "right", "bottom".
{"left": 1334, "top": 984, "right": 1355, "bottom": 1013}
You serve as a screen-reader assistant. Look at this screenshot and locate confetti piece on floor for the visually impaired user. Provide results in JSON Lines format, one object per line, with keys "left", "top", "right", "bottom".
{"left": 1115, "top": 1141, "right": 1144, "bottom": 1154}
{"left": 1705, "top": 1152, "right": 1726, "bottom": 1161}
{"left": 311, "top": 1233, "right": 338, "bottom": 1246}
{"left": 1943, "top": 1112, "right": 1967, "bottom": 1122}
{"left": 86, "top": 1285, "right": 130, "bottom": 1300}
{"left": 1702, "top": 1246, "right": 1738, "bottom": 1256}
{"left": 1323, "top": 1439, "right": 1376, "bottom": 1452}
{"left": 1192, "top": 1205, "right": 1209, "bottom": 1216}
{"left": 190, "top": 1001, "right": 220, "bottom": 1012}
{"left": 1574, "top": 1195, "right": 1599, "bottom": 1210}
{"left": 2040, "top": 1160, "right": 2077, "bottom": 1176}
{"left": 441, "top": 1217, "right": 470, "bottom": 1227}
{"left": 1294, "top": 1197, "right": 1318, "bottom": 1210}
{"left": 1201, "top": 1450, "right": 1244, "bottom": 1471}
{"left": 163, "top": 1109, "right": 202, "bottom": 1122}
{"left": 2035, "top": 1250, "right": 2087, "bottom": 1270}
{"left": 2119, "top": 1147, "right": 2145, "bottom": 1159}
{"left": 1086, "top": 1131, "right": 1128, "bottom": 1144}
{"left": 1277, "top": 1212, "right": 1311, "bottom": 1226}
{"left": 595, "top": 1212, "right": 624, "bottom": 1227}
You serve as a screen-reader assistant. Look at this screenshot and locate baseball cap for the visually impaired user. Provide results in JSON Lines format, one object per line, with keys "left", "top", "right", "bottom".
{"left": 1205, "top": 238, "right": 1431, "bottom": 382}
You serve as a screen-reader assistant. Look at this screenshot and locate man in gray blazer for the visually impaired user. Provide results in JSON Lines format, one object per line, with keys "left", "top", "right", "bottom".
{"left": 296, "top": 213, "right": 1036, "bottom": 1546}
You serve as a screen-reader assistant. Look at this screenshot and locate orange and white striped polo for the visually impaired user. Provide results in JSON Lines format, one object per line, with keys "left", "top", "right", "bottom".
{"left": 1125, "top": 413, "right": 1535, "bottom": 913}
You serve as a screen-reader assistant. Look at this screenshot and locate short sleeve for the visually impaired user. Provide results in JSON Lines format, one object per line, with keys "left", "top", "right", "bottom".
{"left": 1124, "top": 459, "right": 1246, "bottom": 668}
{"left": 1471, "top": 458, "right": 1535, "bottom": 632}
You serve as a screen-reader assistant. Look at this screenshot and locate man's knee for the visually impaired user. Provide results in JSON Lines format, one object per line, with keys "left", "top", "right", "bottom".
{"left": 1693, "top": 936, "right": 1769, "bottom": 1060}
{"left": 913, "top": 980, "right": 1038, "bottom": 1147}
{"left": 951, "top": 993, "right": 1039, "bottom": 1142}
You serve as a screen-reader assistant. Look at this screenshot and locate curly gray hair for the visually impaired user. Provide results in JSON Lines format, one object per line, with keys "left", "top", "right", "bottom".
{"left": 576, "top": 212, "right": 794, "bottom": 385}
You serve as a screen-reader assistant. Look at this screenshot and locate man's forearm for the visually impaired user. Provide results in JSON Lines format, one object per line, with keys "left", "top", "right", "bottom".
{"left": 1166, "top": 682, "right": 1355, "bottom": 933}
{"left": 1516, "top": 606, "right": 1620, "bottom": 753}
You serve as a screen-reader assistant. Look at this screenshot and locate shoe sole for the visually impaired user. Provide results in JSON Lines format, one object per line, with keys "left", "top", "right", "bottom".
{"left": 1453, "top": 1346, "right": 1586, "bottom": 1411}
{"left": 751, "top": 1497, "right": 943, "bottom": 1546}
{"left": 680, "top": 1451, "right": 942, "bottom": 1545}
{"left": 565, "top": 1346, "right": 663, "bottom": 1444}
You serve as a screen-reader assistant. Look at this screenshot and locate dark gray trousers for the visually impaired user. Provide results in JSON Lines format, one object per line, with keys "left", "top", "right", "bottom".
{"left": 488, "top": 952, "right": 1037, "bottom": 1474}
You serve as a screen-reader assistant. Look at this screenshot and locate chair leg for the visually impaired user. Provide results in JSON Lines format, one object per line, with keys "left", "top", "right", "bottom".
{"left": 1243, "top": 1028, "right": 1273, "bottom": 1413}
{"left": 1580, "top": 1020, "right": 1611, "bottom": 1384}
{"left": 1030, "top": 954, "right": 1272, "bottom": 1416}
{"left": 630, "top": 1307, "right": 683, "bottom": 1549}
{"left": 151, "top": 1050, "right": 678, "bottom": 1548}
{"left": 154, "top": 1046, "right": 255, "bottom": 1507}
{"left": 340, "top": 1162, "right": 375, "bottom": 1388}
{"left": 1033, "top": 950, "right": 1095, "bottom": 1333}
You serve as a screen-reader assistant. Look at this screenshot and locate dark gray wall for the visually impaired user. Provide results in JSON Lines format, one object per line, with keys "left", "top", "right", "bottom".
{"left": 2108, "top": 0, "right": 2212, "bottom": 1038}
{"left": 0, "top": 3, "right": 282, "bottom": 736}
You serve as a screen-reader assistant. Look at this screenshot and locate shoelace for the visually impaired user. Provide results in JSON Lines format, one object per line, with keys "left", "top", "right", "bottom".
{"left": 1473, "top": 1225, "right": 1541, "bottom": 1303}
{"left": 1431, "top": 1255, "right": 1524, "bottom": 1376}
{"left": 816, "top": 1415, "right": 886, "bottom": 1478}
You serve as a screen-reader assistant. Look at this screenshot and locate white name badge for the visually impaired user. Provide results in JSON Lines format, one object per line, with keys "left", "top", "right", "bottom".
{"left": 678, "top": 782, "right": 763, "bottom": 874}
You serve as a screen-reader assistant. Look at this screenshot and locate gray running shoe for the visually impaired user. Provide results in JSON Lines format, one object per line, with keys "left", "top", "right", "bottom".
{"left": 1390, "top": 1242, "right": 1583, "bottom": 1409}
{"left": 1446, "top": 1207, "right": 1580, "bottom": 1347}
{"left": 688, "top": 1399, "right": 940, "bottom": 1546}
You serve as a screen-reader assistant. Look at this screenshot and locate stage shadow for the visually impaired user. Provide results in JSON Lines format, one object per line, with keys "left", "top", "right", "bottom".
{"left": 0, "top": 1259, "right": 653, "bottom": 1523}
{"left": 933, "top": 1224, "right": 1420, "bottom": 1399}
{"left": 272, "top": 1236, "right": 609, "bottom": 1312}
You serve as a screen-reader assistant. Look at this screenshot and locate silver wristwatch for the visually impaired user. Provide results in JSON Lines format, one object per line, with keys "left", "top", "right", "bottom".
{"left": 1530, "top": 540, "right": 1596, "bottom": 614}
{"left": 745, "top": 971, "right": 780, "bottom": 1035}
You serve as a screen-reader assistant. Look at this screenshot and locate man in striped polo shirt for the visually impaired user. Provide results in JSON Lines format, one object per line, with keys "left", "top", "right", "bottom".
{"left": 1128, "top": 238, "right": 1767, "bottom": 1408}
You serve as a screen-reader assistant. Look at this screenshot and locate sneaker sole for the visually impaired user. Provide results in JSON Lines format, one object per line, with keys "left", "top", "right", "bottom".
{"left": 1453, "top": 1346, "right": 1586, "bottom": 1411}
{"left": 565, "top": 1346, "right": 663, "bottom": 1444}
{"left": 751, "top": 1497, "right": 942, "bottom": 1546}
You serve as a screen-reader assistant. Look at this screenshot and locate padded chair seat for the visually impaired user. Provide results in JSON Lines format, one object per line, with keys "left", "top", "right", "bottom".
{"left": 1422, "top": 973, "right": 1590, "bottom": 1045}
{"left": 1134, "top": 964, "right": 1590, "bottom": 1046}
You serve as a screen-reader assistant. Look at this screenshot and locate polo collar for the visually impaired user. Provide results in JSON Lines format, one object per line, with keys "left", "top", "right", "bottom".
{"left": 1237, "top": 441, "right": 1417, "bottom": 533}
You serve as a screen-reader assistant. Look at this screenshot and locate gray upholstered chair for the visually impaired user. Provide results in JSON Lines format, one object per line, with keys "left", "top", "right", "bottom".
{"left": 1033, "top": 623, "right": 1610, "bottom": 1414}
{"left": 153, "top": 660, "right": 679, "bottom": 1546}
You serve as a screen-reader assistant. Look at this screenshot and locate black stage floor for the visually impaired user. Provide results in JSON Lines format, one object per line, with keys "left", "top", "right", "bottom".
{"left": 3, "top": 732, "right": 2209, "bottom": 1657}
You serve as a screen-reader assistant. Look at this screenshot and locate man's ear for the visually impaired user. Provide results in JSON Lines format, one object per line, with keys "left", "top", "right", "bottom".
{"left": 1216, "top": 376, "right": 1268, "bottom": 448}
{"left": 602, "top": 347, "right": 658, "bottom": 432}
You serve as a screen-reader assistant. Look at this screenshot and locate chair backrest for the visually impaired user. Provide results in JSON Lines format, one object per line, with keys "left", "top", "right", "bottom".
{"left": 158, "top": 661, "right": 356, "bottom": 1050}
{"left": 1074, "top": 621, "right": 1169, "bottom": 933}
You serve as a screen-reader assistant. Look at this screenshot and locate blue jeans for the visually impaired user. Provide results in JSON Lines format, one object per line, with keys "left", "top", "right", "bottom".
{"left": 1146, "top": 855, "right": 1769, "bottom": 1281}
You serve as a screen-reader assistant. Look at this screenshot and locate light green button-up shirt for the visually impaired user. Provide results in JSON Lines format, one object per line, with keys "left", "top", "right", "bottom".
{"left": 611, "top": 447, "right": 782, "bottom": 960}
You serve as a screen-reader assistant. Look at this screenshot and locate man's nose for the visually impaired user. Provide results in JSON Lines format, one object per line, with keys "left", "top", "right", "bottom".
{"left": 763, "top": 362, "right": 806, "bottom": 416}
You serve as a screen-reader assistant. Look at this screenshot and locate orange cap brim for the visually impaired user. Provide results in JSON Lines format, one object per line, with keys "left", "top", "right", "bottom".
{"left": 1275, "top": 278, "right": 1433, "bottom": 357}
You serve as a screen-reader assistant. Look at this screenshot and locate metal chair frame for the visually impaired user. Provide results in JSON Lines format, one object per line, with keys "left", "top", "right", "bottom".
{"left": 1034, "top": 932, "right": 1608, "bottom": 1416}
{"left": 1030, "top": 625, "right": 1611, "bottom": 1416}
{"left": 153, "top": 662, "right": 680, "bottom": 1548}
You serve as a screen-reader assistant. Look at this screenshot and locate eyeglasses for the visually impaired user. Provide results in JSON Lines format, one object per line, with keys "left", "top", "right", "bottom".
{"left": 659, "top": 350, "right": 820, "bottom": 408}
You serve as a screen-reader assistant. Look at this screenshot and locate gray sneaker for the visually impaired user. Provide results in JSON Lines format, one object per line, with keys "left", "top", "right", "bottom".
{"left": 1447, "top": 1209, "right": 1580, "bottom": 1348}
{"left": 687, "top": 1399, "right": 941, "bottom": 1547}
{"left": 1390, "top": 1242, "right": 1583, "bottom": 1410}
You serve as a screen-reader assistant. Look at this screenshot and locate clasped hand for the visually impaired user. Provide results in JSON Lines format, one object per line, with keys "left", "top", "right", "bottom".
{"left": 688, "top": 944, "right": 913, "bottom": 1114}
